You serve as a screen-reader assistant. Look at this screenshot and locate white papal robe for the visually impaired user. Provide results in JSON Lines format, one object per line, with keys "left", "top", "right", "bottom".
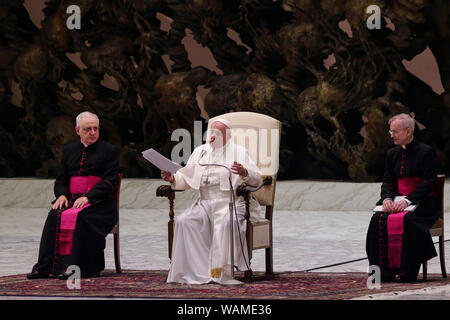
{"left": 166, "top": 142, "right": 262, "bottom": 284}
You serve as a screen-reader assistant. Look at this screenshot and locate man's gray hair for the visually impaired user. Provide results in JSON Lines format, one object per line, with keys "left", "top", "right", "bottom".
{"left": 76, "top": 111, "right": 99, "bottom": 127}
{"left": 388, "top": 113, "right": 415, "bottom": 130}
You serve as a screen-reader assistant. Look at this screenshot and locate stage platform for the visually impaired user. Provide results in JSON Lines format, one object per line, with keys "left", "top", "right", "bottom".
{"left": 1, "top": 178, "right": 449, "bottom": 300}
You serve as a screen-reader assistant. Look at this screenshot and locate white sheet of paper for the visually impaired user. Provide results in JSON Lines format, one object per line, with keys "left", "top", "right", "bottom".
{"left": 373, "top": 196, "right": 417, "bottom": 212}
{"left": 142, "top": 148, "right": 182, "bottom": 174}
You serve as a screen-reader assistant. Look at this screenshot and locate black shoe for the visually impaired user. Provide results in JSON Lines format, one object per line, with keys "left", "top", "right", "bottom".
{"left": 380, "top": 271, "right": 396, "bottom": 283}
{"left": 58, "top": 270, "right": 75, "bottom": 280}
{"left": 83, "top": 272, "right": 100, "bottom": 279}
{"left": 26, "top": 270, "right": 49, "bottom": 280}
{"left": 398, "top": 275, "right": 417, "bottom": 283}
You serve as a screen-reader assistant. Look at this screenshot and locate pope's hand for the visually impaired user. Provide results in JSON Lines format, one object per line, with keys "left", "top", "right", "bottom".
{"left": 161, "top": 170, "right": 175, "bottom": 183}
{"left": 231, "top": 161, "right": 248, "bottom": 177}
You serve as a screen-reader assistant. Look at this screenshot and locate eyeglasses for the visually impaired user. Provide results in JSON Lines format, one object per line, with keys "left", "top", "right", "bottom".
{"left": 389, "top": 129, "right": 405, "bottom": 135}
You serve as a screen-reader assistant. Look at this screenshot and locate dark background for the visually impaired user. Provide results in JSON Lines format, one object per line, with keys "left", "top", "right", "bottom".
{"left": 0, "top": 0, "right": 448, "bottom": 181}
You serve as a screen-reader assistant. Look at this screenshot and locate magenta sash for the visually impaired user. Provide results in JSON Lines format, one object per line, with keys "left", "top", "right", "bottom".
{"left": 387, "top": 177, "right": 423, "bottom": 269}
{"left": 57, "top": 176, "right": 101, "bottom": 255}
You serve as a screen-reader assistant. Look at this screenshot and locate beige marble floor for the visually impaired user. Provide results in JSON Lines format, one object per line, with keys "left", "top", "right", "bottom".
{"left": 1, "top": 207, "right": 448, "bottom": 277}
{"left": 1, "top": 178, "right": 449, "bottom": 300}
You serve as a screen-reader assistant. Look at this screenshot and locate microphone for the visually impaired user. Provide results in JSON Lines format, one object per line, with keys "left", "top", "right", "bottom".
{"left": 198, "top": 149, "right": 232, "bottom": 181}
{"left": 199, "top": 149, "right": 207, "bottom": 161}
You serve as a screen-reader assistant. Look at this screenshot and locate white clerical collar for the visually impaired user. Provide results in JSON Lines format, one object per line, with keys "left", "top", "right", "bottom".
{"left": 401, "top": 137, "right": 414, "bottom": 149}
{"left": 80, "top": 140, "right": 92, "bottom": 147}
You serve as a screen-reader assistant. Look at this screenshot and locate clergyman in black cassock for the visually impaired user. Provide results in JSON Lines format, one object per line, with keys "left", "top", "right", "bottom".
{"left": 27, "top": 112, "right": 119, "bottom": 279}
{"left": 366, "top": 114, "right": 441, "bottom": 282}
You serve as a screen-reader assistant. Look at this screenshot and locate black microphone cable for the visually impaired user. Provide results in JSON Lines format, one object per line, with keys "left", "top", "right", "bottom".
{"left": 229, "top": 175, "right": 251, "bottom": 272}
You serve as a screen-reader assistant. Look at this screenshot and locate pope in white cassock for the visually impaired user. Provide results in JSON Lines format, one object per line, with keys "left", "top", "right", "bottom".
{"left": 161, "top": 119, "right": 262, "bottom": 284}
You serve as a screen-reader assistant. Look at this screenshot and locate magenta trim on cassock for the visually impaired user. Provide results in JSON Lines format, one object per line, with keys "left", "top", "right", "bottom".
{"left": 57, "top": 176, "right": 101, "bottom": 255}
{"left": 69, "top": 176, "right": 102, "bottom": 194}
{"left": 397, "top": 177, "right": 423, "bottom": 196}
{"left": 386, "top": 177, "right": 423, "bottom": 269}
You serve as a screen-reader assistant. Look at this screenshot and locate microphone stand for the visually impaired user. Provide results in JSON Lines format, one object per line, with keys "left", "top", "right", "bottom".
{"left": 198, "top": 150, "right": 243, "bottom": 285}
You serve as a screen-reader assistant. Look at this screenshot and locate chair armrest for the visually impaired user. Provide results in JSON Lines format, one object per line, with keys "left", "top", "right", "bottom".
{"left": 237, "top": 176, "right": 273, "bottom": 197}
{"left": 156, "top": 185, "right": 174, "bottom": 198}
{"left": 237, "top": 177, "right": 272, "bottom": 223}
{"left": 156, "top": 185, "right": 185, "bottom": 197}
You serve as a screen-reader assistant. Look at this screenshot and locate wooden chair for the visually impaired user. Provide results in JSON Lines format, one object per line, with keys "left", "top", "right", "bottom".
{"left": 156, "top": 112, "right": 282, "bottom": 282}
{"left": 422, "top": 174, "right": 447, "bottom": 280}
{"left": 109, "top": 173, "right": 123, "bottom": 273}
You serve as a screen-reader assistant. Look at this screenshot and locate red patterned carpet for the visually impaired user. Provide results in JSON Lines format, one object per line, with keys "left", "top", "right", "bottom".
{"left": 0, "top": 270, "right": 448, "bottom": 300}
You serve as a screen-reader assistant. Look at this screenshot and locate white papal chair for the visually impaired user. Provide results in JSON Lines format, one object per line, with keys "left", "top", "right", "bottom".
{"left": 157, "top": 112, "right": 282, "bottom": 282}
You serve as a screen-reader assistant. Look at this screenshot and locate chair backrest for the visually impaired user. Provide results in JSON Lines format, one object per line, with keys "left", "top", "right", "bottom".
{"left": 430, "top": 174, "right": 445, "bottom": 232}
{"left": 112, "top": 173, "right": 123, "bottom": 204}
{"left": 433, "top": 174, "right": 445, "bottom": 211}
{"left": 110, "top": 173, "right": 123, "bottom": 233}
{"left": 207, "top": 112, "right": 282, "bottom": 206}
